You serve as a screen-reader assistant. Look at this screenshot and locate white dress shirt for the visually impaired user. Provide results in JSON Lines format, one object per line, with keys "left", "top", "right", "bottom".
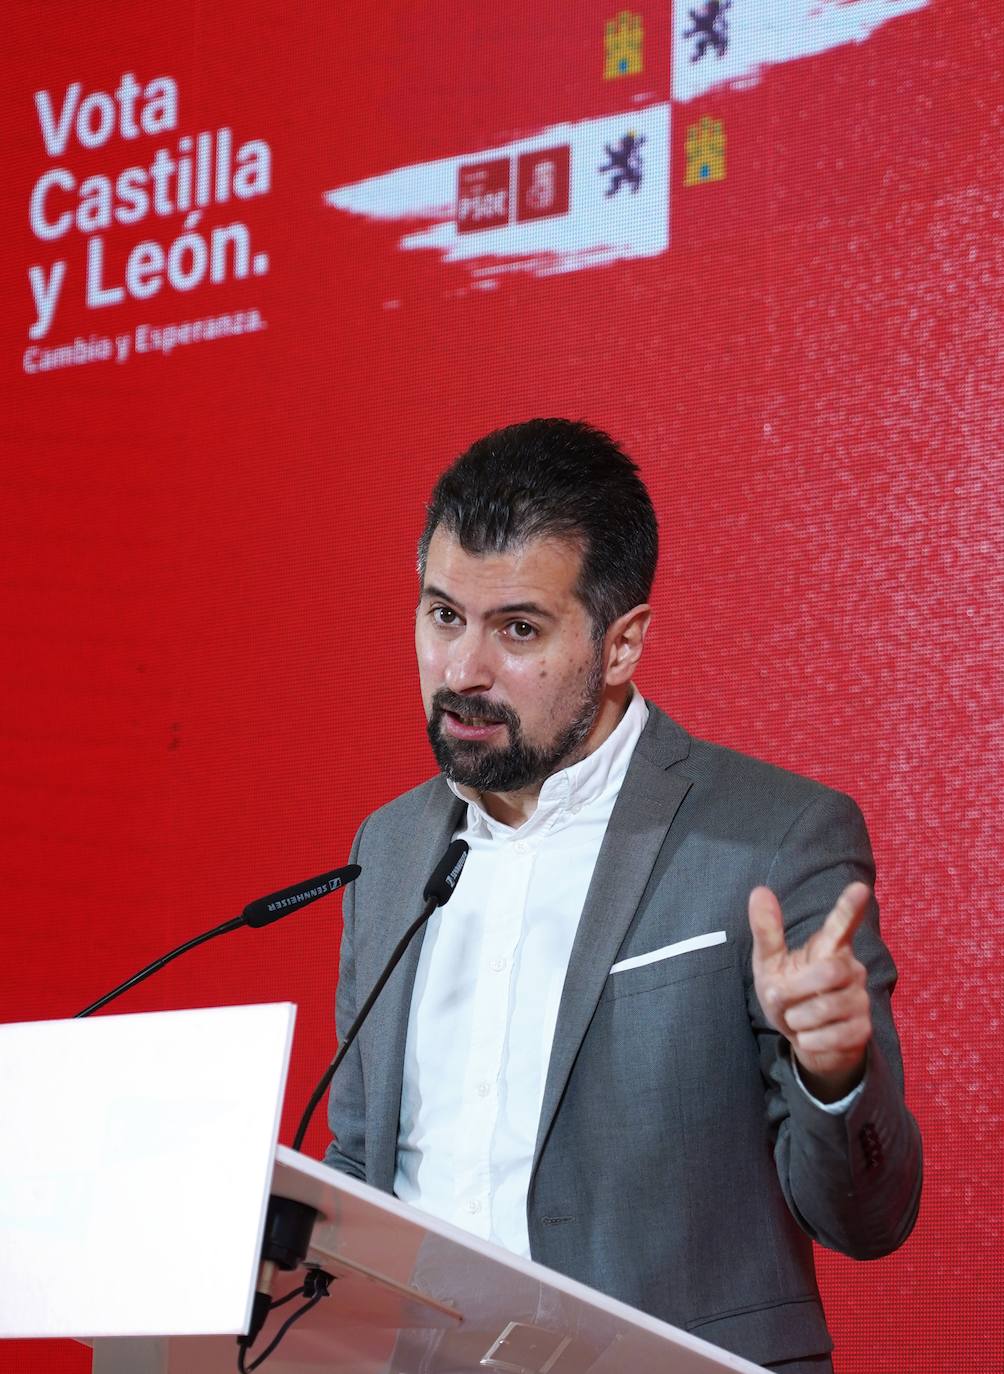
{"left": 394, "top": 690, "right": 649, "bottom": 1257}
{"left": 393, "top": 689, "right": 862, "bottom": 1256}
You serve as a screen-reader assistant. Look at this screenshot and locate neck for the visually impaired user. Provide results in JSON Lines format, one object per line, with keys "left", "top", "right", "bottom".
{"left": 478, "top": 684, "right": 633, "bottom": 828}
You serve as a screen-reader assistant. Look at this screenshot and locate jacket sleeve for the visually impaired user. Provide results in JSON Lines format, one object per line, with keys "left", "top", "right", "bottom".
{"left": 321, "top": 817, "right": 368, "bottom": 1181}
{"left": 746, "top": 788, "right": 923, "bottom": 1258}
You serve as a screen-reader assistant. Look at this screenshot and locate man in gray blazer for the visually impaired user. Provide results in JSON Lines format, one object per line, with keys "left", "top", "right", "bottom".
{"left": 324, "top": 419, "right": 922, "bottom": 1372}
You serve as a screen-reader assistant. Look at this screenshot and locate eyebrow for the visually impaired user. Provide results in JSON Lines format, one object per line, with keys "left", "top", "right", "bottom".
{"left": 421, "top": 584, "right": 556, "bottom": 621}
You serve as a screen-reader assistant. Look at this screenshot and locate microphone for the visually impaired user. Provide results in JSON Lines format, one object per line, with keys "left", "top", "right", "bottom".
{"left": 75, "top": 863, "right": 361, "bottom": 1018}
{"left": 422, "top": 839, "right": 469, "bottom": 906}
{"left": 241, "top": 867, "right": 361, "bottom": 928}
{"left": 290, "top": 838, "right": 469, "bottom": 1150}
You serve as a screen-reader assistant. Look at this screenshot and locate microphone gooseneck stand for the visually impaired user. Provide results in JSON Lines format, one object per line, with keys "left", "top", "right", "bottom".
{"left": 74, "top": 865, "right": 361, "bottom": 1018}
{"left": 65, "top": 861, "right": 363, "bottom": 1368}
{"left": 238, "top": 839, "right": 470, "bottom": 1372}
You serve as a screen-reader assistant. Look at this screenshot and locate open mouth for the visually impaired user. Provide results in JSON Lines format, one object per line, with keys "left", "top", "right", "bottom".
{"left": 442, "top": 710, "right": 505, "bottom": 741}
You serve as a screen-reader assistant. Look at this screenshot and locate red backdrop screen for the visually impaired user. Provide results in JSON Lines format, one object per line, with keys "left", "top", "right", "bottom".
{"left": 2, "top": 2, "right": 1001, "bottom": 1370}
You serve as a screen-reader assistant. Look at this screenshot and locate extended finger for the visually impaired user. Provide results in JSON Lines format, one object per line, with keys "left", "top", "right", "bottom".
{"left": 814, "top": 882, "right": 872, "bottom": 958}
{"left": 748, "top": 886, "right": 788, "bottom": 965}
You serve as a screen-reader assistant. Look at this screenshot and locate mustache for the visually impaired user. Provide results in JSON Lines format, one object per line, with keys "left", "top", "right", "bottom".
{"left": 431, "top": 688, "right": 521, "bottom": 732}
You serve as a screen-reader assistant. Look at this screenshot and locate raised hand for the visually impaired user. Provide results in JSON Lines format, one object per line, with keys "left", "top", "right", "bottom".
{"left": 748, "top": 882, "right": 873, "bottom": 1102}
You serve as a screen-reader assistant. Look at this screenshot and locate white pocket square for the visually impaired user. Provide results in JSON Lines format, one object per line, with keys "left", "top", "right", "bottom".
{"left": 610, "top": 930, "right": 727, "bottom": 975}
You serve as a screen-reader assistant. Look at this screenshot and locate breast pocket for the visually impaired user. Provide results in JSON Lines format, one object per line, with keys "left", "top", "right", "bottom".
{"left": 601, "top": 935, "right": 736, "bottom": 1000}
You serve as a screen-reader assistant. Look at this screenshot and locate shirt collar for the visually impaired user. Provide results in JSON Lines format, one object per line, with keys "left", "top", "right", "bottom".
{"left": 448, "top": 687, "right": 649, "bottom": 839}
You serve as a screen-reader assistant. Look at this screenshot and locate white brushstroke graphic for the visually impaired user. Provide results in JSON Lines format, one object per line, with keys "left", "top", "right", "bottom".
{"left": 324, "top": 105, "right": 669, "bottom": 282}
{"left": 672, "top": 0, "right": 929, "bottom": 102}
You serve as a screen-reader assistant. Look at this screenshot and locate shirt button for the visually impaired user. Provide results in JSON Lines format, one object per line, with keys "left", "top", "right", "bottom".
{"left": 476, "top": 1081, "right": 491, "bottom": 1097}
{"left": 513, "top": 839, "right": 529, "bottom": 854}
{"left": 466, "top": 1199, "right": 482, "bottom": 1214}
{"left": 570, "top": 804, "right": 582, "bottom": 815}
{"left": 489, "top": 956, "right": 507, "bottom": 972}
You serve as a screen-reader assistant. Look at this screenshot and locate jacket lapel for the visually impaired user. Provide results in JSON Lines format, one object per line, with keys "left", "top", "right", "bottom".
{"left": 532, "top": 707, "right": 693, "bottom": 1174}
{"left": 365, "top": 780, "right": 466, "bottom": 1189}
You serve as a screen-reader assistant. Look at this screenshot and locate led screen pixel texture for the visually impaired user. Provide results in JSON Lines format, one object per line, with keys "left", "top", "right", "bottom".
{"left": 1, "top": 2, "right": 1001, "bottom": 1370}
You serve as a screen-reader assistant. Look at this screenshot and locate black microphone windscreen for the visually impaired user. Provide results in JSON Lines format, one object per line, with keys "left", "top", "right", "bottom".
{"left": 422, "top": 839, "right": 469, "bottom": 907}
{"left": 242, "top": 864, "right": 361, "bottom": 929}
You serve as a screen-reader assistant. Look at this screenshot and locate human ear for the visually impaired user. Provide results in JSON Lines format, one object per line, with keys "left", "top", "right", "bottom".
{"left": 603, "top": 604, "right": 651, "bottom": 685}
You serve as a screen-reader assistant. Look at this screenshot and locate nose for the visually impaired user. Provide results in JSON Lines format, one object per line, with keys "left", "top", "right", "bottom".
{"left": 443, "top": 626, "right": 494, "bottom": 695}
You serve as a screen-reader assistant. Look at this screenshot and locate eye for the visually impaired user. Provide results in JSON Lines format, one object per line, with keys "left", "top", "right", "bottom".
{"left": 430, "top": 605, "right": 461, "bottom": 626}
{"left": 505, "top": 620, "right": 538, "bottom": 642}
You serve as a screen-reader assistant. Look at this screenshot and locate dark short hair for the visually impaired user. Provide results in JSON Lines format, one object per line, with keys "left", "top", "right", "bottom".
{"left": 417, "top": 418, "right": 658, "bottom": 633}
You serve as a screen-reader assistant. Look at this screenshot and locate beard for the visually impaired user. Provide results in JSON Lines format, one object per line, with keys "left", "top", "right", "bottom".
{"left": 426, "top": 653, "right": 606, "bottom": 794}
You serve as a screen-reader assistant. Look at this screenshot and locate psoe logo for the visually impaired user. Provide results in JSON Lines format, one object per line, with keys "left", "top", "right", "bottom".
{"left": 456, "top": 146, "right": 570, "bottom": 234}
{"left": 456, "top": 158, "right": 510, "bottom": 233}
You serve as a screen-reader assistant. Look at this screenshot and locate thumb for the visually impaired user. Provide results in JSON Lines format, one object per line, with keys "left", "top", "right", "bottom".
{"left": 748, "top": 886, "right": 788, "bottom": 965}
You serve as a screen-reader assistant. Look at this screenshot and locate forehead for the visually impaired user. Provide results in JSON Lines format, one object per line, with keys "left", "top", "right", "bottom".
{"left": 422, "top": 527, "right": 584, "bottom": 612}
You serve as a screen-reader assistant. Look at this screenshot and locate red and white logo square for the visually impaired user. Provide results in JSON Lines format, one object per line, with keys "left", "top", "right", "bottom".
{"left": 515, "top": 146, "right": 570, "bottom": 222}
{"left": 456, "top": 158, "right": 511, "bottom": 233}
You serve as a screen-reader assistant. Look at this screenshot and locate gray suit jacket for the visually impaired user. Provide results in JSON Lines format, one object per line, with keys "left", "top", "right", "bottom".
{"left": 324, "top": 704, "right": 922, "bottom": 1369}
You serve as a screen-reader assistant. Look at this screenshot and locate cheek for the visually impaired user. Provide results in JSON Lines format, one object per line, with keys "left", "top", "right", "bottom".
{"left": 417, "top": 647, "right": 439, "bottom": 683}
{"left": 506, "top": 655, "right": 575, "bottom": 713}
{"left": 415, "top": 630, "right": 440, "bottom": 685}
